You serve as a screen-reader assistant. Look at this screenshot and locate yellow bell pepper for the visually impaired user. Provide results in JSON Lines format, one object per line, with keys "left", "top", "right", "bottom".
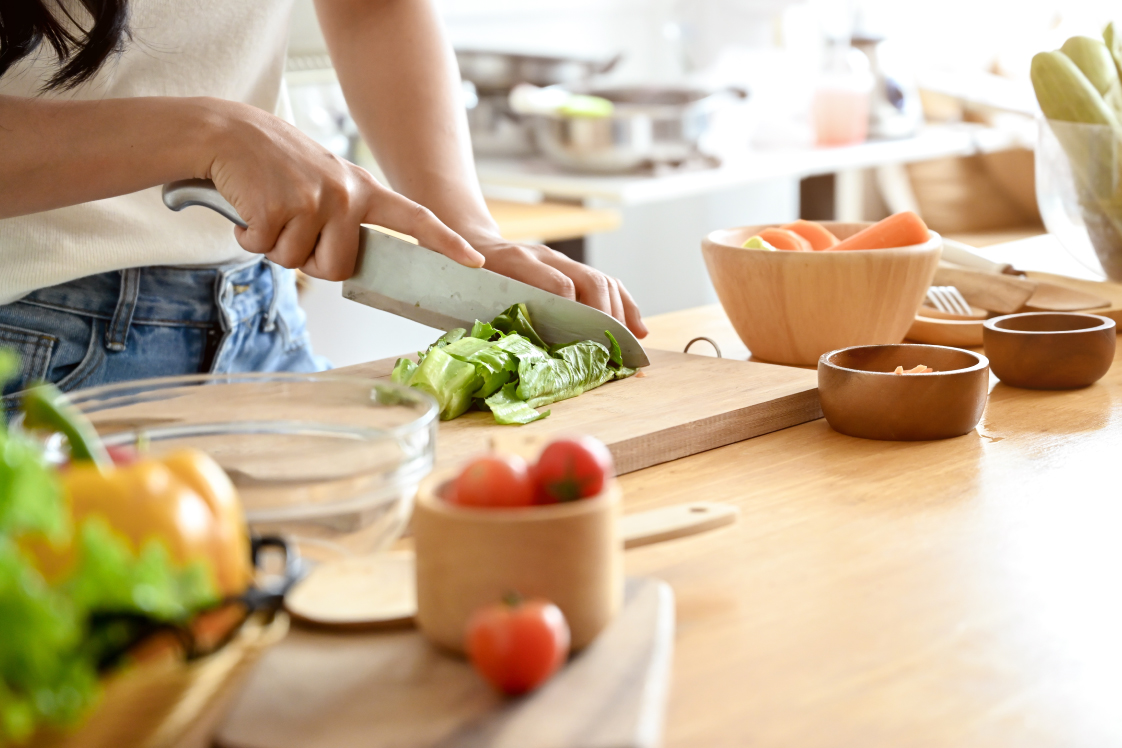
{"left": 27, "top": 449, "right": 252, "bottom": 597}
{"left": 20, "top": 386, "right": 252, "bottom": 598}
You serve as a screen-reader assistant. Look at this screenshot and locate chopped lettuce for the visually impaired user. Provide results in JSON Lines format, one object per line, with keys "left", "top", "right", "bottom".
{"left": 407, "top": 347, "right": 480, "bottom": 420}
{"left": 484, "top": 383, "right": 550, "bottom": 425}
{"left": 397, "top": 304, "right": 636, "bottom": 424}
{"left": 488, "top": 303, "right": 549, "bottom": 350}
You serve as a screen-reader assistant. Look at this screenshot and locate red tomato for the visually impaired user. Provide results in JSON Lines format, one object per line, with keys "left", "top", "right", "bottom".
{"left": 531, "top": 436, "right": 614, "bottom": 503}
{"left": 451, "top": 454, "right": 535, "bottom": 508}
{"left": 106, "top": 444, "right": 141, "bottom": 466}
{"left": 466, "top": 596, "right": 571, "bottom": 695}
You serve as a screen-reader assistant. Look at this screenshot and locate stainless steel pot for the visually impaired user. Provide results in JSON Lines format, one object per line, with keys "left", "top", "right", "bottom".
{"left": 456, "top": 50, "right": 621, "bottom": 93}
{"left": 464, "top": 86, "right": 536, "bottom": 157}
{"left": 530, "top": 86, "right": 747, "bottom": 173}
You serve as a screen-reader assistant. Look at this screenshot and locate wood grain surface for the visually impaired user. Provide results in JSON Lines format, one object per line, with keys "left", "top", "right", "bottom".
{"left": 486, "top": 198, "right": 621, "bottom": 243}
{"left": 609, "top": 304, "right": 1122, "bottom": 748}
{"left": 218, "top": 578, "right": 674, "bottom": 748}
{"left": 342, "top": 349, "right": 821, "bottom": 475}
{"left": 222, "top": 253, "right": 1122, "bottom": 747}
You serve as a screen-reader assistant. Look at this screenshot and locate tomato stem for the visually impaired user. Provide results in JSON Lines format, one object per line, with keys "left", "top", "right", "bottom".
{"left": 501, "top": 590, "right": 523, "bottom": 608}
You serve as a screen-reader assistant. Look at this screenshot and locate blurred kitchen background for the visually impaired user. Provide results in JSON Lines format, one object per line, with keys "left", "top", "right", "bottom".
{"left": 286, "top": 0, "right": 1119, "bottom": 366}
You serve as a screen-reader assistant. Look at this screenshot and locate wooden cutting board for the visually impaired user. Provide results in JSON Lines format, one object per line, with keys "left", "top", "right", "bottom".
{"left": 342, "top": 348, "right": 821, "bottom": 475}
{"left": 217, "top": 577, "right": 675, "bottom": 748}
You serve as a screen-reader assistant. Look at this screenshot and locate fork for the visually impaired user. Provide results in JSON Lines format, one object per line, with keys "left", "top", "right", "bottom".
{"left": 925, "top": 286, "right": 973, "bottom": 317}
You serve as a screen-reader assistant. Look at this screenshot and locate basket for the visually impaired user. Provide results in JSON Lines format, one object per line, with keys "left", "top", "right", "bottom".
{"left": 27, "top": 612, "right": 289, "bottom": 748}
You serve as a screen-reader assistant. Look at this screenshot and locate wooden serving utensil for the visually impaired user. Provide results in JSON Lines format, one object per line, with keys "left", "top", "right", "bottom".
{"left": 932, "top": 264, "right": 1037, "bottom": 314}
{"left": 285, "top": 501, "right": 739, "bottom": 629}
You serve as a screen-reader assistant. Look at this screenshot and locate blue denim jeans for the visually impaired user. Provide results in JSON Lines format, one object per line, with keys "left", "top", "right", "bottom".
{"left": 0, "top": 258, "right": 329, "bottom": 414}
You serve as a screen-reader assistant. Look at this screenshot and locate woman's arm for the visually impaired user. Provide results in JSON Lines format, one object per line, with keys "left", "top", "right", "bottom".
{"left": 0, "top": 94, "right": 481, "bottom": 279}
{"left": 0, "top": 95, "right": 212, "bottom": 217}
{"left": 314, "top": 0, "right": 646, "bottom": 335}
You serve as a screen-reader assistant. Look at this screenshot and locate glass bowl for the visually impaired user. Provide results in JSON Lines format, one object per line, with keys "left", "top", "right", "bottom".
{"left": 60, "top": 373, "right": 438, "bottom": 561}
{"left": 1036, "top": 116, "right": 1122, "bottom": 281}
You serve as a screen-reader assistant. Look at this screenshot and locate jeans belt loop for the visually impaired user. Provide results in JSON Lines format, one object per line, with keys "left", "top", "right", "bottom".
{"left": 104, "top": 268, "right": 141, "bottom": 352}
{"left": 263, "top": 261, "right": 282, "bottom": 333}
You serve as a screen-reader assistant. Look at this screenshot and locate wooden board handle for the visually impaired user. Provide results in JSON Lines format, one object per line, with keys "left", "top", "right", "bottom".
{"left": 621, "top": 502, "right": 739, "bottom": 549}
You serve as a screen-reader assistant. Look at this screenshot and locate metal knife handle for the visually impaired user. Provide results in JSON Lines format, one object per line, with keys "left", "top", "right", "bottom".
{"left": 162, "top": 179, "right": 248, "bottom": 229}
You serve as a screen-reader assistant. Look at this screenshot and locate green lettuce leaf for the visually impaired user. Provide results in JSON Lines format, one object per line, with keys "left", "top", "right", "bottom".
{"left": 489, "top": 303, "right": 548, "bottom": 350}
{"left": 484, "top": 383, "right": 550, "bottom": 425}
{"left": 397, "top": 303, "right": 637, "bottom": 425}
{"left": 419, "top": 328, "right": 465, "bottom": 358}
{"left": 408, "top": 348, "right": 480, "bottom": 420}
{"left": 517, "top": 340, "right": 617, "bottom": 408}
{"left": 390, "top": 358, "right": 417, "bottom": 386}
{"left": 469, "top": 321, "right": 502, "bottom": 341}
{"left": 443, "top": 338, "right": 517, "bottom": 399}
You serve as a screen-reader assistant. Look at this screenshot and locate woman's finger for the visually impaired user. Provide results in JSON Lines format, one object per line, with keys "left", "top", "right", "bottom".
{"left": 616, "top": 279, "right": 648, "bottom": 338}
{"left": 300, "top": 212, "right": 362, "bottom": 281}
{"left": 478, "top": 245, "right": 577, "bottom": 299}
{"left": 606, "top": 276, "right": 625, "bottom": 324}
{"left": 537, "top": 252, "right": 612, "bottom": 316}
{"left": 264, "top": 213, "right": 326, "bottom": 271}
{"left": 364, "top": 190, "right": 484, "bottom": 268}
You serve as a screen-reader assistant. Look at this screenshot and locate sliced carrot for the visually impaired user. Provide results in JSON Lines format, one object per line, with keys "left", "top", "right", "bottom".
{"left": 830, "top": 211, "right": 930, "bottom": 251}
{"left": 782, "top": 219, "right": 839, "bottom": 250}
{"left": 756, "top": 227, "right": 811, "bottom": 252}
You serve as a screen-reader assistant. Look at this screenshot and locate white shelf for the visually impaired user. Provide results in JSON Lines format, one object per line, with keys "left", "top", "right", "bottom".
{"left": 475, "top": 124, "right": 1028, "bottom": 206}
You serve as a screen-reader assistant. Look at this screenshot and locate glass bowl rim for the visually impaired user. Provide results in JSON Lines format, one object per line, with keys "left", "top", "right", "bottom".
{"left": 62, "top": 370, "right": 439, "bottom": 442}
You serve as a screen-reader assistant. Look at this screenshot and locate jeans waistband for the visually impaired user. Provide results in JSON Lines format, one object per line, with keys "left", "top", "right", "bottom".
{"left": 17, "top": 257, "right": 266, "bottom": 328}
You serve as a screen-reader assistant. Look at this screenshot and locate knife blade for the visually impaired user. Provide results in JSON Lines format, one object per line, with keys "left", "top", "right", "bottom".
{"left": 343, "top": 227, "right": 649, "bottom": 368}
{"left": 162, "top": 179, "right": 649, "bottom": 368}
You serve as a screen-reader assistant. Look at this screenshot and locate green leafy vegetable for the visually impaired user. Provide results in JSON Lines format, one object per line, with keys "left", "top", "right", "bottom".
{"left": 398, "top": 304, "right": 637, "bottom": 424}
{"left": 484, "top": 382, "right": 550, "bottom": 425}
{"left": 488, "top": 303, "right": 549, "bottom": 350}
{"left": 0, "top": 363, "right": 220, "bottom": 744}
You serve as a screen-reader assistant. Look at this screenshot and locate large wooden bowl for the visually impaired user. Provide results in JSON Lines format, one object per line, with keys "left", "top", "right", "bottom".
{"left": 702, "top": 222, "right": 942, "bottom": 365}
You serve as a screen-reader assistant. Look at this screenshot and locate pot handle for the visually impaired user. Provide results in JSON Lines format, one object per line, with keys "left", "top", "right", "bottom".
{"left": 597, "top": 53, "right": 624, "bottom": 76}
{"left": 162, "top": 178, "right": 248, "bottom": 228}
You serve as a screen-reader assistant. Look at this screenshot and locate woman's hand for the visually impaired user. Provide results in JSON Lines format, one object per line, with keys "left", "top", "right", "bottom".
{"left": 201, "top": 99, "right": 483, "bottom": 281}
{"left": 464, "top": 233, "right": 648, "bottom": 338}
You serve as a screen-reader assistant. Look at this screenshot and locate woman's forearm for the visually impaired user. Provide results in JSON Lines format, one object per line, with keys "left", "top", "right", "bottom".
{"left": 0, "top": 95, "right": 221, "bottom": 219}
{"left": 314, "top": 0, "right": 501, "bottom": 243}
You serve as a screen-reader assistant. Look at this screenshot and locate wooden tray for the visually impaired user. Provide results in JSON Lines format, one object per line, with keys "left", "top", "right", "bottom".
{"left": 907, "top": 271, "right": 1122, "bottom": 348}
{"left": 344, "top": 348, "right": 821, "bottom": 475}
{"left": 217, "top": 578, "right": 674, "bottom": 748}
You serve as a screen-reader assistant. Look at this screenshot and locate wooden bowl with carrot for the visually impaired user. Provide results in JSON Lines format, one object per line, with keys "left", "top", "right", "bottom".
{"left": 702, "top": 213, "right": 942, "bottom": 366}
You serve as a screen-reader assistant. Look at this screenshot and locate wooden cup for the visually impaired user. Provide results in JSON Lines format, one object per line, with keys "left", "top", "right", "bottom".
{"left": 413, "top": 478, "right": 623, "bottom": 654}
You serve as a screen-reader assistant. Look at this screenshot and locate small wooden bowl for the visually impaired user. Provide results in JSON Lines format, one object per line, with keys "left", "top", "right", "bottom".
{"left": 982, "top": 312, "right": 1116, "bottom": 389}
{"left": 413, "top": 477, "right": 623, "bottom": 654}
{"left": 818, "top": 344, "right": 990, "bottom": 441}
{"left": 702, "top": 222, "right": 942, "bottom": 366}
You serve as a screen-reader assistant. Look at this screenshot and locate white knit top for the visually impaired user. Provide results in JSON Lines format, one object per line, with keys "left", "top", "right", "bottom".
{"left": 0, "top": 0, "right": 295, "bottom": 304}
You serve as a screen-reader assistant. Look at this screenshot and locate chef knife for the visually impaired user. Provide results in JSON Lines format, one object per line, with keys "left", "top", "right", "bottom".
{"left": 162, "top": 179, "right": 649, "bottom": 368}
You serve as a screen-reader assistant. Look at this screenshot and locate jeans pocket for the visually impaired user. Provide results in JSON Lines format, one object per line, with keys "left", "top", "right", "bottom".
{"left": 0, "top": 323, "right": 56, "bottom": 398}
{"left": 54, "top": 322, "right": 106, "bottom": 393}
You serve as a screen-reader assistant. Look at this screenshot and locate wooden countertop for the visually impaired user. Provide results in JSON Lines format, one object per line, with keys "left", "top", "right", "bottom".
{"left": 619, "top": 297, "right": 1122, "bottom": 746}
{"left": 486, "top": 198, "right": 619, "bottom": 243}
{"left": 265, "top": 234, "right": 1120, "bottom": 746}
